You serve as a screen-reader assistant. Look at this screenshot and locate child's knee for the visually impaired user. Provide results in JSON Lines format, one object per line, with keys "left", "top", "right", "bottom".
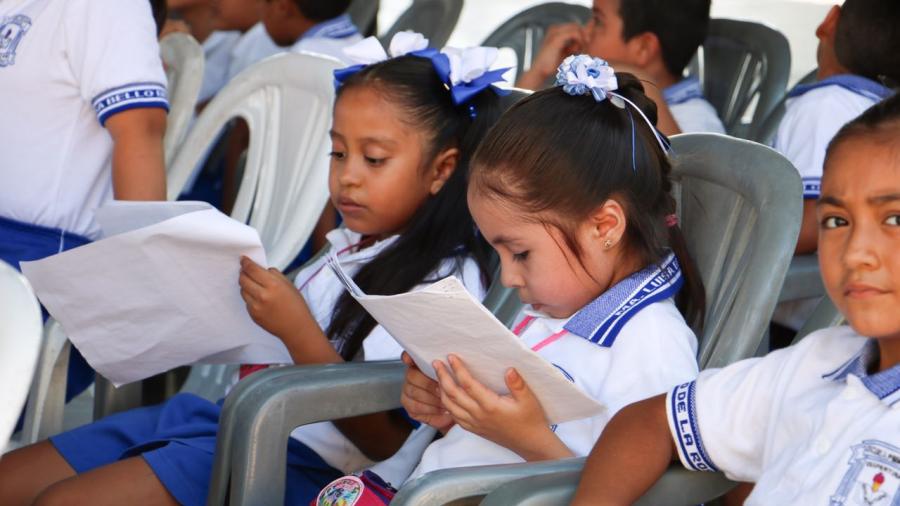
{"left": 31, "top": 481, "right": 74, "bottom": 506}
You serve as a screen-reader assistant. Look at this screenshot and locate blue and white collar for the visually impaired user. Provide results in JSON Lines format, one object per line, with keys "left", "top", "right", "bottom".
{"left": 663, "top": 77, "right": 705, "bottom": 106}
{"left": 788, "top": 74, "right": 895, "bottom": 102}
{"left": 563, "top": 252, "right": 683, "bottom": 347}
{"left": 303, "top": 14, "right": 360, "bottom": 41}
{"left": 823, "top": 340, "right": 900, "bottom": 406}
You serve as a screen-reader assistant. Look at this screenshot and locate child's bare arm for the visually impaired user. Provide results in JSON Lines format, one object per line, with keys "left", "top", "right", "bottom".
{"left": 107, "top": 108, "right": 167, "bottom": 201}
{"left": 571, "top": 394, "right": 675, "bottom": 506}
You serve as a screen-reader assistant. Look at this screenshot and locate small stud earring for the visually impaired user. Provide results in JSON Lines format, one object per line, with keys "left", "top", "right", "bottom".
{"left": 603, "top": 239, "right": 614, "bottom": 250}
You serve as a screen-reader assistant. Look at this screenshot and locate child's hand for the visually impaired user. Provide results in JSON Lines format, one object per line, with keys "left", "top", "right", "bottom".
{"left": 518, "top": 23, "right": 586, "bottom": 89}
{"left": 400, "top": 353, "right": 455, "bottom": 434}
{"left": 238, "top": 256, "right": 310, "bottom": 340}
{"left": 434, "top": 355, "right": 566, "bottom": 459}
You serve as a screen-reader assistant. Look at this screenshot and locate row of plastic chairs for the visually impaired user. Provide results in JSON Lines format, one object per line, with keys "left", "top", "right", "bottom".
{"left": 205, "top": 131, "right": 808, "bottom": 505}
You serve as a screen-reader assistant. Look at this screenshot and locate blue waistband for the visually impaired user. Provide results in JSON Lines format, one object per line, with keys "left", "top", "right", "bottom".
{"left": 0, "top": 215, "right": 91, "bottom": 271}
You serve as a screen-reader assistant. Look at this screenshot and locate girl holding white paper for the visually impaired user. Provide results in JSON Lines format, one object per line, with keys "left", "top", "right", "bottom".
{"left": 0, "top": 34, "right": 505, "bottom": 506}
{"left": 315, "top": 55, "right": 705, "bottom": 504}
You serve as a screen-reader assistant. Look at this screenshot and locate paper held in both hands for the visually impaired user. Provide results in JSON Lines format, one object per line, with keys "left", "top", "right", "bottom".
{"left": 20, "top": 201, "right": 292, "bottom": 387}
{"left": 326, "top": 253, "right": 604, "bottom": 425}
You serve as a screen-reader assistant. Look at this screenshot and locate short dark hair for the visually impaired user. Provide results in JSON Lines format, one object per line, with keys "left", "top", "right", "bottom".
{"left": 470, "top": 74, "right": 706, "bottom": 328}
{"left": 294, "top": 0, "right": 353, "bottom": 22}
{"left": 619, "top": 0, "right": 710, "bottom": 77}
{"left": 835, "top": 0, "right": 900, "bottom": 85}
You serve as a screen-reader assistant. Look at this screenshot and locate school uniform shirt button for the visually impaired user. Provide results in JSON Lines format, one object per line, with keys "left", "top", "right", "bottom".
{"left": 816, "top": 438, "right": 831, "bottom": 455}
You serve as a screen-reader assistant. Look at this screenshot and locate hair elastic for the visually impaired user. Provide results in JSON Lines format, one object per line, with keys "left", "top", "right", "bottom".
{"left": 555, "top": 54, "right": 671, "bottom": 156}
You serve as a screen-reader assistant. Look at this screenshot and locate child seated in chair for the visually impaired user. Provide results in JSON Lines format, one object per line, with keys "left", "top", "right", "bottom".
{"left": 262, "top": 0, "right": 362, "bottom": 63}
{"left": 571, "top": 94, "right": 900, "bottom": 506}
{"left": 771, "top": 0, "right": 898, "bottom": 337}
{"left": 517, "top": 0, "right": 724, "bottom": 136}
{"left": 315, "top": 55, "right": 702, "bottom": 504}
{"left": 0, "top": 35, "right": 503, "bottom": 506}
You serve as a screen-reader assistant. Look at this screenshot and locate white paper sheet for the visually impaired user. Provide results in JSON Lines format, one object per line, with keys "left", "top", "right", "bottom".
{"left": 326, "top": 253, "right": 605, "bottom": 425}
{"left": 21, "top": 203, "right": 291, "bottom": 386}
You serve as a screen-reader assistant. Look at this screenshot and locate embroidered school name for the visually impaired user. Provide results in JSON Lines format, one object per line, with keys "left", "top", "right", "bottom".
{"left": 609, "top": 261, "right": 680, "bottom": 320}
{"left": 93, "top": 88, "right": 167, "bottom": 114}
{"left": 671, "top": 381, "right": 718, "bottom": 472}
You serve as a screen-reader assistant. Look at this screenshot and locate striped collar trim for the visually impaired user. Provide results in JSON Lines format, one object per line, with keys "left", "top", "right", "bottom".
{"left": 564, "top": 252, "right": 683, "bottom": 347}
{"left": 823, "top": 340, "right": 900, "bottom": 406}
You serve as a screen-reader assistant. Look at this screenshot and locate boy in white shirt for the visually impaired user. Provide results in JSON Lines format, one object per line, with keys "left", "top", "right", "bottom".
{"left": 262, "top": 0, "right": 361, "bottom": 63}
{"left": 571, "top": 95, "right": 900, "bottom": 506}
{"left": 773, "top": 0, "right": 898, "bottom": 256}
{"left": 517, "top": 0, "right": 724, "bottom": 136}
{"left": 770, "top": 0, "right": 897, "bottom": 334}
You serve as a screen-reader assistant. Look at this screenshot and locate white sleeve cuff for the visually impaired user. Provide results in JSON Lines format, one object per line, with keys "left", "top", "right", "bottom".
{"left": 92, "top": 82, "right": 169, "bottom": 126}
{"left": 666, "top": 381, "right": 719, "bottom": 472}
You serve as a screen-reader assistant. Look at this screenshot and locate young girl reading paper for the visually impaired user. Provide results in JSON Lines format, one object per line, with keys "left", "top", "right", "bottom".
{"left": 570, "top": 94, "right": 900, "bottom": 506}
{"left": 0, "top": 34, "right": 504, "bottom": 506}
{"left": 315, "top": 55, "right": 704, "bottom": 503}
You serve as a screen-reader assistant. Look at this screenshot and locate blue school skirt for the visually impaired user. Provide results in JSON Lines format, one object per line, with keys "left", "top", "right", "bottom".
{"left": 49, "top": 393, "right": 344, "bottom": 506}
{"left": 0, "top": 215, "right": 94, "bottom": 402}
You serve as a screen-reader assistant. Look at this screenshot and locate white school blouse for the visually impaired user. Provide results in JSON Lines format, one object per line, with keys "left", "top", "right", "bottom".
{"left": 0, "top": 0, "right": 168, "bottom": 239}
{"left": 407, "top": 253, "right": 699, "bottom": 482}
{"left": 225, "top": 22, "right": 283, "bottom": 82}
{"left": 668, "top": 326, "right": 900, "bottom": 505}
{"left": 663, "top": 77, "right": 726, "bottom": 134}
{"left": 290, "top": 228, "right": 487, "bottom": 475}
{"left": 289, "top": 13, "right": 362, "bottom": 64}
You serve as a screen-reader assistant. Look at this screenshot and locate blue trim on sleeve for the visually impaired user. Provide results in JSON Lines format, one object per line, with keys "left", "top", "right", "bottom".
{"left": 92, "top": 82, "right": 169, "bottom": 126}
{"left": 802, "top": 177, "right": 821, "bottom": 200}
{"left": 669, "top": 382, "right": 719, "bottom": 472}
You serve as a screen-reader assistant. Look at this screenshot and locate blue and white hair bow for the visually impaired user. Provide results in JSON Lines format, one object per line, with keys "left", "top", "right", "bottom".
{"left": 334, "top": 31, "right": 509, "bottom": 112}
{"left": 556, "top": 54, "right": 670, "bottom": 160}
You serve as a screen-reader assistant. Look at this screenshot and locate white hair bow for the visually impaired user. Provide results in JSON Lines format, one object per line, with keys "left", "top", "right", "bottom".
{"left": 342, "top": 31, "right": 430, "bottom": 65}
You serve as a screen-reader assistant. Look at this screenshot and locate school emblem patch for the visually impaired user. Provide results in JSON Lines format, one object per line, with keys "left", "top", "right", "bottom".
{"left": 831, "top": 440, "right": 900, "bottom": 506}
{"left": 316, "top": 476, "right": 364, "bottom": 506}
{"left": 0, "top": 15, "right": 31, "bottom": 67}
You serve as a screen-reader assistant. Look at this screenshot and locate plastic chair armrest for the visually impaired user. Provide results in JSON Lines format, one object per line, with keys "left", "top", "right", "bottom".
{"left": 208, "top": 360, "right": 405, "bottom": 506}
{"left": 480, "top": 463, "right": 736, "bottom": 506}
{"left": 391, "top": 457, "right": 587, "bottom": 506}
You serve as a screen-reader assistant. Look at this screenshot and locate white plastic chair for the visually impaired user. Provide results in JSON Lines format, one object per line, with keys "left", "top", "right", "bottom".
{"left": 167, "top": 52, "right": 342, "bottom": 270}
{"left": 160, "top": 32, "right": 205, "bottom": 168}
{"left": 88, "top": 52, "right": 343, "bottom": 421}
{"left": 0, "top": 261, "right": 43, "bottom": 454}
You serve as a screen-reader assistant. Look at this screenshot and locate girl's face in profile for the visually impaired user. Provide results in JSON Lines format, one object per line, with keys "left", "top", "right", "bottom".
{"left": 818, "top": 135, "right": 900, "bottom": 354}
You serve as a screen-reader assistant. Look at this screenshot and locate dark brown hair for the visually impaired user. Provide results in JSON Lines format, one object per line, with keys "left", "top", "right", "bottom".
{"left": 470, "top": 74, "right": 705, "bottom": 327}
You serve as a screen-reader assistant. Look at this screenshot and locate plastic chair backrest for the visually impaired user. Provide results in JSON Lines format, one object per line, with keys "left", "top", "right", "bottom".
{"left": 348, "top": 0, "right": 379, "bottom": 36}
{"left": 160, "top": 33, "right": 205, "bottom": 168}
{"left": 379, "top": 0, "right": 463, "bottom": 48}
{"left": 167, "top": 53, "right": 342, "bottom": 270}
{"left": 481, "top": 3, "right": 590, "bottom": 84}
{"left": 0, "top": 261, "right": 43, "bottom": 453}
{"left": 670, "top": 133, "right": 801, "bottom": 367}
{"left": 689, "top": 18, "right": 790, "bottom": 140}
{"left": 754, "top": 68, "right": 819, "bottom": 145}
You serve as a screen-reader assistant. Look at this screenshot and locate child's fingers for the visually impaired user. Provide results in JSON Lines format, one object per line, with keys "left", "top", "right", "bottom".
{"left": 403, "top": 381, "right": 443, "bottom": 409}
{"left": 238, "top": 271, "right": 264, "bottom": 300}
{"left": 434, "top": 360, "right": 480, "bottom": 415}
{"left": 447, "top": 354, "right": 496, "bottom": 408}
{"left": 504, "top": 368, "right": 534, "bottom": 403}
{"left": 401, "top": 351, "right": 415, "bottom": 367}
{"left": 240, "top": 256, "right": 273, "bottom": 286}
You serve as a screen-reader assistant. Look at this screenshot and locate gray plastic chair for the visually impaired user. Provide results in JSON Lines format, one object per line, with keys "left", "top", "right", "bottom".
{"left": 481, "top": 3, "right": 591, "bottom": 84}
{"left": 348, "top": 0, "right": 379, "bottom": 37}
{"left": 793, "top": 296, "right": 844, "bottom": 343}
{"left": 689, "top": 19, "right": 791, "bottom": 140}
{"left": 479, "top": 463, "right": 735, "bottom": 506}
{"left": 379, "top": 0, "right": 463, "bottom": 48}
{"left": 207, "top": 133, "right": 801, "bottom": 505}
